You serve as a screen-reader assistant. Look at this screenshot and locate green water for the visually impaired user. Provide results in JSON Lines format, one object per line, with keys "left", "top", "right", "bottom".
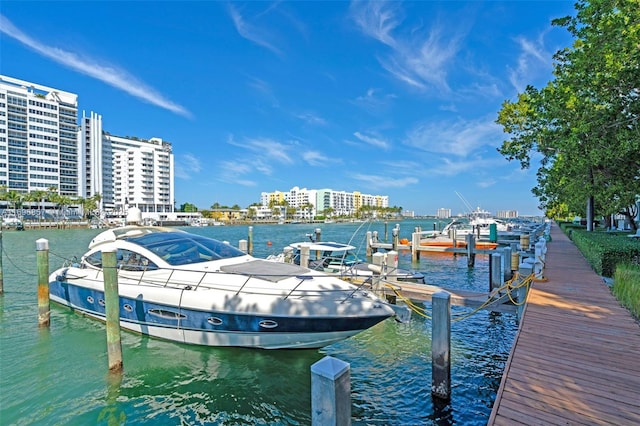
{"left": 0, "top": 221, "right": 517, "bottom": 425}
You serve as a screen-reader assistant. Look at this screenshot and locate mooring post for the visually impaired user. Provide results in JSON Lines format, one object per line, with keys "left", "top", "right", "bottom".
{"left": 0, "top": 231, "right": 4, "bottom": 294}
{"left": 311, "top": 356, "right": 351, "bottom": 426}
{"left": 411, "top": 231, "right": 420, "bottom": 262}
{"left": 102, "top": 249, "right": 123, "bottom": 372}
{"left": 248, "top": 226, "right": 254, "bottom": 255}
{"left": 502, "top": 246, "right": 513, "bottom": 281}
{"left": 384, "top": 221, "right": 388, "bottom": 242}
{"left": 36, "top": 238, "right": 50, "bottom": 327}
{"left": 392, "top": 228, "right": 399, "bottom": 251}
{"left": 315, "top": 228, "right": 322, "bottom": 243}
{"left": 300, "top": 246, "right": 310, "bottom": 268}
{"left": 432, "top": 291, "right": 451, "bottom": 400}
{"left": 238, "top": 239, "right": 248, "bottom": 253}
{"left": 466, "top": 233, "right": 475, "bottom": 267}
{"left": 366, "top": 231, "right": 372, "bottom": 257}
{"left": 387, "top": 250, "right": 398, "bottom": 282}
{"left": 490, "top": 253, "right": 503, "bottom": 291}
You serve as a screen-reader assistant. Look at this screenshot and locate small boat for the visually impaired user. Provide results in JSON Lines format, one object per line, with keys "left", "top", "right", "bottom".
{"left": 419, "top": 236, "right": 498, "bottom": 252}
{"left": 49, "top": 212, "right": 398, "bottom": 349}
{"left": 267, "top": 241, "right": 426, "bottom": 284}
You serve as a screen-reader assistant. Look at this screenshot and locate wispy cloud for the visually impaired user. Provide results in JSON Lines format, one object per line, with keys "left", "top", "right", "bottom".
{"left": 353, "top": 131, "right": 390, "bottom": 150}
{"left": 174, "top": 153, "right": 202, "bottom": 179}
{"left": 295, "top": 112, "right": 327, "bottom": 126}
{"left": 350, "top": 173, "right": 418, "bottom": 189}
{"left": 0, "top": 15, "right": 191, "bottom": 118}
{"left": 302, "top": 150, "right": 332, "bottom": 166}
{"left": 508, "top": 33, "right": 553, "bottom": 92}
{"left": 228, "top": 4, "right": 282, "bottom": 56}
{"left": 350, "top": 1, "right": 460, "bottom": 92}
{"left": 405, "top": 117, "right": 503, "bottom": 157}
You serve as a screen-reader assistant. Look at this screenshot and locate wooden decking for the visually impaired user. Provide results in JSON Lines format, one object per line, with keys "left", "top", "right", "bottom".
{"left": 488, "top": 223, "right": 640, "bottom": 425}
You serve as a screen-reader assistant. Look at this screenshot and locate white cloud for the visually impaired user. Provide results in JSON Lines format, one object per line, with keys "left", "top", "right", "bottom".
{"left": 405, "top": 118, "right": 503, "bottom": 157}
{"left": 302, "top": 150, "right": 331, "bottom": 166}
{"left": 350, "top": 173, "right": 418, "bottom": 189}
{"left": 353, "top": 131, "right": 390, "bottom": 150}
{"left": 175, "top": 153, "right": 203, "bottom": 179}
{"left": 0, "top": 15, "right": 191, "bottom": 118}
{"left": 228, "top": 5, "right": 282, "bottom": 56}
{"left": 508, "top": 33, "right": 554, "bottom": 92}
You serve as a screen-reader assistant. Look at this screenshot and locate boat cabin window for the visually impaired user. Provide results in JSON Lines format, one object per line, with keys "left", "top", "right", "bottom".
{"left": 82, "top": 250, "right": 158, "bottom": 272}
{"left": 127, "top": 232, "right": 246, "bottom": 266}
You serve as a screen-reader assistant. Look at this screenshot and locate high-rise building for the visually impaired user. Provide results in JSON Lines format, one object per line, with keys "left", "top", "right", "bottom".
{"left": 80, "top": 112, "right": 174, "bottom": 215}
{"left": 437, "top": 208, "right": 452, "bottom": 219}
{"left": 0, "top": 75, "right": 79, "bottom": 195}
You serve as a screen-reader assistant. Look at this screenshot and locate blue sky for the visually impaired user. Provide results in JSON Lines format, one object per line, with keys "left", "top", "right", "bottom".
{"left": 0, "top": 1, "right": 576, "bottom": 216}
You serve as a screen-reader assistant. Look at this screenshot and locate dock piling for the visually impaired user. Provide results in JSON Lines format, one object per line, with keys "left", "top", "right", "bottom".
{"left": 466, "top": 234, "right": 475, "bottom": 267}
{"left": 102, "top": 249, "right": 123, "bottom": 372}
{"left": 432, "top": 291, "right": 451, "bottom": 400}
{"left": 248, "top": 226, "right": 254, "bottom": 255}
{"left": 311, "top": 356, "right": 351, "bottom": 426}
{"left": 490, "top": 253, "right": 503, "bottom": 291}
{"left": 0, "top": 231, "right": 3, "bottom": 294}
{"left": 36, "top": 238, "right": 50, "bottom": 327}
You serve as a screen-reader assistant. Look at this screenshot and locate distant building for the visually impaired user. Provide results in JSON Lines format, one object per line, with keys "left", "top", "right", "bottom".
{"left": 0, "top": 75, "right": 79, "bottom": 196}
{"left": 260, "top": 186, "right": 389, "bottom": 218}
{"left": 437, "top": 208, "right": 452, "bottom": 219}
{"left": 496, "top": 210, "right": 519, "bottom": 219}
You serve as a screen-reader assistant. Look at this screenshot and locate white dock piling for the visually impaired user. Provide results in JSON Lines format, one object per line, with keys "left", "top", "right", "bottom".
{"left": 311, "top": 356, "right": 351, "bottom": 426}
{"left": 432, "top": 291, "right": 451, "bottom": 400}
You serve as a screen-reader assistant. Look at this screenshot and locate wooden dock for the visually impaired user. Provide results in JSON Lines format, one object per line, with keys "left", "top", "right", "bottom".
{"left": 488, "top": 223, "right": 640, "bottom": 425}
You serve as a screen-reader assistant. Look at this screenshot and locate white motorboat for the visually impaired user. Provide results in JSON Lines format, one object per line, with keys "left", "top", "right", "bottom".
{"left": 49, "top": 225, "right": 397, "bottom": 349}
{"left": 267, "top": 241, "right": 426, "bottom": 284}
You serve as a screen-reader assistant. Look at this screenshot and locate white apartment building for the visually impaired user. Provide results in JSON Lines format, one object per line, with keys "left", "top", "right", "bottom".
{"left": 437, "top": 208, "right": 452, "bottom": 219}
{"left": 80, "top": 112, "right": 174, "bottom": 216}
{"left": 0, "top": 75, "right": 79, "bottom": 196}
{"left": 260, "top": 186, "right": 389, "bottom": 218}
{"left": 1, "top": 76, "right": 174, "bottom": 218}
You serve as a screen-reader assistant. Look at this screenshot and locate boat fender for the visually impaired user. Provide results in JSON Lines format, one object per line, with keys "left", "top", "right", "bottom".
{"left": 368, "top": 264, "right": 382, "bottom": 274}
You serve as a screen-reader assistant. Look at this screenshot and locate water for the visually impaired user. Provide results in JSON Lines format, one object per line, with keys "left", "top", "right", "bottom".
{"left": 0, "top": 220, "right": 518, "bottom": 425}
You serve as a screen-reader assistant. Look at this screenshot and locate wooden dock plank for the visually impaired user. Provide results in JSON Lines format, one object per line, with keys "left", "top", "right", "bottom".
{"left": 488, "top": 223, "right": 640, "bottom": 425}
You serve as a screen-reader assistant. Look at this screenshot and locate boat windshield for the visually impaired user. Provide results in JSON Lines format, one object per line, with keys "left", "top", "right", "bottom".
{"left": 127, "top": 232, "right": 247, "bottom": 266}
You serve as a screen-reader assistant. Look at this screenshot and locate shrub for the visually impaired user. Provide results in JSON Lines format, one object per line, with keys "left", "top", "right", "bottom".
{"left": 612, "top": 263, "right": 640, "bottom": 320}
{"left": 567, "top": 228, "right": 640, "bottom": 277}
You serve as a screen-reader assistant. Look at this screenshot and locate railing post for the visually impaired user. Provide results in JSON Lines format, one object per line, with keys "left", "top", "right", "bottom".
{"left": 36, "top": 238, "right": 50, "bottom": 327}
{"left": 432, "top": 291, "right": 451, "bottom": 400}
{"left": 311, "top": 356, "right": 351, "bottom": 426}
{"left": 102, "top": 249, "right": 123, "bottom": 373}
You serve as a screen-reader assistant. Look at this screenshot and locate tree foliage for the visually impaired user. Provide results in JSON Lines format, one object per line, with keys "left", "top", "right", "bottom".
{"left": 496, "top": 0, "right": 640, "bottom": 229}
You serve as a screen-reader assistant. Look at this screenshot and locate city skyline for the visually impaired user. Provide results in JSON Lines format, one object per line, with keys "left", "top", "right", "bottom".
{"left": 1, "top": 1, "right": 577, "bottom": 215}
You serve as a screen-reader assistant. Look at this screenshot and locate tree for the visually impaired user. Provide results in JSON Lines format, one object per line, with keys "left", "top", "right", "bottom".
{"left": 496, "top": 0, "right": 640, "bottom": 230}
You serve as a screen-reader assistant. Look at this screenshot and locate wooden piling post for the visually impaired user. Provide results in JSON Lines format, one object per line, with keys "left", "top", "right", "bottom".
{"left": 311, "top": 356, "right": 351, "bottom": 426}
{"left": 36, "top": 238, "right": 50, "bottom": 327}
{"left": 432, "top": 291, "right": 451, "bottom": 400}
{"left": 366, "top": 231, "right": 372, "bottom": 257}
{"left": 387, "top": 250, "right": 398, "bottom": 282}
{"left": 248, "top": 226, "right": 254, "bottom": 255}
{"left": 0, "top": 231, "right": 3, "bottom": 294}
{"left": 384, "top": 221, "right": 388, "bottom": 242}
{"left": 411, "top": 231, "right": 420, "bottom": 262}
{"left": 466, "top": 233, "right": 475, "bottom": 267}
{"left": 315, "top": 228, "right": 322, "bottom": 243}
{"left": 490, "top": 253, "right": 503, "bottom": 291}
{"left": 238, "top": 239, "right": 248, "bottom": 253}
{"left": 392, "top": 228, "right": 399, "bottom": 251}
{"left": 502, "top": 247, "right": 513, "bottom": 280}
{"left": 300, "top": 246, "right": 310, "bottom": 268}
{"left": 102, "top": 249, "right": 123, "bottom": 372}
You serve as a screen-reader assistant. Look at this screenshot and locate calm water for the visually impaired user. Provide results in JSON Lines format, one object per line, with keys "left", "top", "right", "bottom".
{"left": 0, "top": 220, "right": 517, "bottom": 425}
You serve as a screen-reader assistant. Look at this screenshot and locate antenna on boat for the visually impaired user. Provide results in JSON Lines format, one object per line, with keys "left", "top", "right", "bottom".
{"left": 455, "top": 191, "right": 474, "bottom": 213}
